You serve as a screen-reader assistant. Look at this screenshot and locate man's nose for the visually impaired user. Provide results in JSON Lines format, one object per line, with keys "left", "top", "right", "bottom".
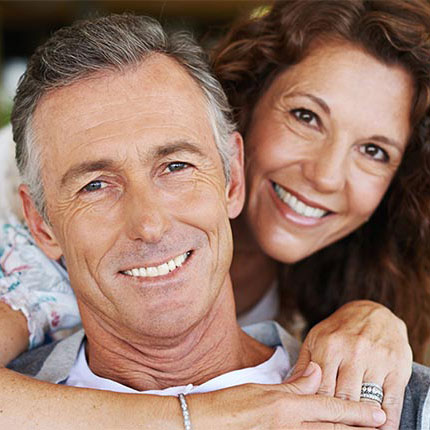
{"left": 124, "top": 185, "right": 171, "bottom": 243}
{"left": 302, "top": 138, "right": 348, "bottom": 193}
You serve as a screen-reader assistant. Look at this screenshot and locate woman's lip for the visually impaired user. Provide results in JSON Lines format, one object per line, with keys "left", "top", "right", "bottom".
{"left": 268, "top": 181, "right": 333, "bottom": 227}
{"left": 270, "top": 181, "right": 333, "bottom": 212}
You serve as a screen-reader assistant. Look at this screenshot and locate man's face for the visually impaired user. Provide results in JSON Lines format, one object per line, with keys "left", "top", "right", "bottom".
{"left": 26, "top": 55, "right": 244, "bottom": 338}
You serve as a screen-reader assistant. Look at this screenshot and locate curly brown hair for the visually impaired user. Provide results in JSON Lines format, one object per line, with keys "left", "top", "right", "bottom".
{"left": 212, "top": 0, "right": 430, "bottom": 361}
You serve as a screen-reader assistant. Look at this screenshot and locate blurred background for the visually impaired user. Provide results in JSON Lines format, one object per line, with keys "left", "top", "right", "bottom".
{"left": 0, "top": 0, "right": 268, "bottom": 127}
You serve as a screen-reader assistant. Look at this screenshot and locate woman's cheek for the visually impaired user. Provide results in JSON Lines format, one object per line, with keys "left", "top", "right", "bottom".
{"left": 348, "top": 175, "right": 391, "bottom": 220}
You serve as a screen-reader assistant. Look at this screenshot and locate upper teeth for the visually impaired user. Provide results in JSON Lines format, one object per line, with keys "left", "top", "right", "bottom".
{"left": 123, "top": 251, "right": 190, "bottom": 278}
{"left": 274, "top": 183, "right": 327, "bottom": 218}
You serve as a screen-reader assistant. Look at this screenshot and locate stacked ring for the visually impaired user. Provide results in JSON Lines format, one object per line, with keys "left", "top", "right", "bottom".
{"left": 360, "top": 382, "right": 384, "bottom": 405}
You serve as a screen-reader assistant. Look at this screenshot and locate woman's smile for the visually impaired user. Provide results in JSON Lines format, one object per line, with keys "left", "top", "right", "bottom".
{"left": 272, "top": 181, "right": 330, "bottom": 219}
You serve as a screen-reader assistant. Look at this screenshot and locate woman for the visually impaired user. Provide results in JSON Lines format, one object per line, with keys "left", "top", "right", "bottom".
{"left": 0, "top": 0, "right": 429, "bottom": 428}
{"left": 213, "top": 0, "right": 430, "bottom": 360}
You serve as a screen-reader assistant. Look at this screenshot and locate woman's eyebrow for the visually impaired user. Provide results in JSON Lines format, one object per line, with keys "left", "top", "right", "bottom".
{"left": 290, "top": 92, "right": 331, "bottom": 115}
{"left": 369, "top": 135, "right": 404, "bottom": 150}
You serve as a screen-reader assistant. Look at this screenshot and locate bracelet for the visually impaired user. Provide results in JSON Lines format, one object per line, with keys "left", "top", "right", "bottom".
{"left": 178, "top": 393, "right": 193, "bottom": 430}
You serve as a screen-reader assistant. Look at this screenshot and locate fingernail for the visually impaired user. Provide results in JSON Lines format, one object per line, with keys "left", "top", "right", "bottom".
{"left": 373, "top": 409, "right": 386, "bottom": 425}
{"left": 303, "top": 361, "right": 316, "bottom": 377}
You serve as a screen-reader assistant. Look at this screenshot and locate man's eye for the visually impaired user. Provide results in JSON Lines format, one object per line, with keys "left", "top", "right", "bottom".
{"left": 290, "top": 108, "right": 319, "bottom": 127}
{"left": 359, "top": 144, "right": 389, "bottom": 162}
{"left": 82, "top": 180, "right": 106, "bottom": 192}
{"left": 164, "top": 162, "right": 190, "bottom": 173}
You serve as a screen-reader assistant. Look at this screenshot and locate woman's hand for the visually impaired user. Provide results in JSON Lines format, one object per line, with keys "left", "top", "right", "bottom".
{"left": 190, "top": 361, "right": 386, "bottom": 430}
{"left": 291, "top": 300, "right": 412, "bottom": 430}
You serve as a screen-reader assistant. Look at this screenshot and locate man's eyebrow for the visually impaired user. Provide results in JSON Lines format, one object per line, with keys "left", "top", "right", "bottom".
{"left": 154, "top": 140, "right": 206, "bottom": 158}
{"left": 61, "top": 159, "right": 118, "bottom": 187}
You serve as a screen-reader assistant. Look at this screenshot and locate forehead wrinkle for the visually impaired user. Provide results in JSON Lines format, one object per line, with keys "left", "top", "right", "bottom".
{"left": 70, "top": 104, "right": 210, "bottom": 147}
{"left": 73, "top": 109, "right": 203, "bottom": 136}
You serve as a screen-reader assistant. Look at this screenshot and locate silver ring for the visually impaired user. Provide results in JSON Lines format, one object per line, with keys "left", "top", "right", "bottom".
{"left": 360, "top": 382, "right": 384, "bottom": 405}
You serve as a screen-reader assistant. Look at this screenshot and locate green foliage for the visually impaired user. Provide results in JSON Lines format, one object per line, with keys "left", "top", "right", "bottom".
{"left": 0, "top": 103, "right": 11, "bottom": 127}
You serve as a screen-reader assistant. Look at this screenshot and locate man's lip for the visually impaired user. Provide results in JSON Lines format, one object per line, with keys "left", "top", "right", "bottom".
{"left": 118, "top": 250, "right": 193, "bottom": 273}
{"left": 270, "top": 181, "right": 333, "bottom": 213}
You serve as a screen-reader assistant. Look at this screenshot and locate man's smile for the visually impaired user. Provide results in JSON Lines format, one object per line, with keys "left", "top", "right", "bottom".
{"left": 121, "top": 250, "right": 192, "bottom": 278}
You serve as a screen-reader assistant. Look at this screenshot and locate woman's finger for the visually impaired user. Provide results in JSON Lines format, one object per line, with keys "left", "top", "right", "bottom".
{"left": 303, "top": 425, "right": 377, "bottom": 430}
{"left": 360, "top": 368, "right": 386, "bottom": 407}
{"left": 287, "top": 343, "right": 311, "bottom": 382}
{"left": 379, "top": 371, "right": 411, "bottom": 430}
{"left": 334, "top": 362, "right": 364, "bottom": 401}
{"left": 316, "top": 357, "right": 342, "bottom": 397}
{"left": 300, "top": 395, "right": 386, "bottom": 427}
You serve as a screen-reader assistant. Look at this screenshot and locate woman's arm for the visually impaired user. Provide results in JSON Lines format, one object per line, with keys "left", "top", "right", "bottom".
{"left": 290, "top": 300, "right": 412, "bottom": 430}
{"left": 0, "top": 367, "right": 182, "bottom": 429}
{"left": 0, "top": 362, "right": 385, "bottom": 429}
{"left": 0, "top": 302, "right": 28, "bottom": 366}
{"left": 0, "top": 216, "right": 81, "bottom": 354}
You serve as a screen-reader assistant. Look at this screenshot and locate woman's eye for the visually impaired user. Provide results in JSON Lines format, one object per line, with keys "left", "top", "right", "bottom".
{"left": 291, "top": 108, "right": 319, "bottom": 127}
{"left": 82, "top": 180, "right": 106, "bottom": 192}
{"left": 164, "top": 162, "right": 190, "bottom": 173}
{"left": 359, "top": 144, "right": 389, "bottom": 162}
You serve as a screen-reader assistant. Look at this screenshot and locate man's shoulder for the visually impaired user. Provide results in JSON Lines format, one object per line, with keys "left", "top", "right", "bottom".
{"left": 401, "top": 362, "right": 430, "bottom": 429}
{"left": 242, "top": 320, "right": 300, "bottom": 367}
{"left": 8, "top": 329, "right": 84, "bottom": 383}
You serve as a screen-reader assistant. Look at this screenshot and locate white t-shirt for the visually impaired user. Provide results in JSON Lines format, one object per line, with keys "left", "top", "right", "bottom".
{"left": 66, "top": 342, "right": 290, "bottom": 395}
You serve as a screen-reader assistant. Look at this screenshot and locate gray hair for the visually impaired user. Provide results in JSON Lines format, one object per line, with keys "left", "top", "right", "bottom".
{"left": 11, "top": 14, "right": 236, "bottom": 219}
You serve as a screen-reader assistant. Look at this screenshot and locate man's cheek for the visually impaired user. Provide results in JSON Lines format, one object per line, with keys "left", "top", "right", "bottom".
{"left": 172, "top": 182, "right": 227, "bottom": 220}
{"left": 56, "top": 208, "right": 120, "bottom": 272}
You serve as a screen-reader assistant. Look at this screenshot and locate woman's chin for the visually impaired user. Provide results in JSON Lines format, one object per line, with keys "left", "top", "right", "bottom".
{"left": 256, "top": 230, "right": 322, "bottom": 264}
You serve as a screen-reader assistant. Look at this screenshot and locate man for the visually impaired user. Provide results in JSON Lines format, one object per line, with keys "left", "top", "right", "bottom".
{"left": 8, "top": 14, "right": 429, "bottom": 429}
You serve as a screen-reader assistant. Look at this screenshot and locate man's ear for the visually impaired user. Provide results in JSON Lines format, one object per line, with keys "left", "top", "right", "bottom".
{"left": 19, "top": 184, "right": 63, "bottom": 260}
{"left": 225, "top": 132, "right": 245, "bottom": 219}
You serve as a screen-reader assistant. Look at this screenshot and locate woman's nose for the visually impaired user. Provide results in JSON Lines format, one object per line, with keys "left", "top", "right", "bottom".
{"left": 302, "top": 140, "right": 348, "bottom": 193}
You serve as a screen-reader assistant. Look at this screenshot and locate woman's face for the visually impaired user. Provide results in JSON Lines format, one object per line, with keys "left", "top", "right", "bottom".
{"left": 244, "top": 42, "right": 414, "bottom": 263}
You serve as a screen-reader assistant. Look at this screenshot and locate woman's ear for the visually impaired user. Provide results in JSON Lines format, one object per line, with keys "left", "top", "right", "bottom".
{"left": 19, "top": 184, "right": 63, "bottom": 260}
{"left": 225, "top": 132, "right": 246, "bottom": 219}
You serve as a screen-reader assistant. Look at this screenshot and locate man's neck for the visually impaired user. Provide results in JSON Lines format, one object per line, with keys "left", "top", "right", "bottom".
{"left": 80, "top": 286, "right": 273, "bottom": 391}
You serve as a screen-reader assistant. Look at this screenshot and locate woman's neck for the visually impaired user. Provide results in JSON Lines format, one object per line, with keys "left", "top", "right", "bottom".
{"left": 231, "top": 215, "right": 279, "bottom": 316}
